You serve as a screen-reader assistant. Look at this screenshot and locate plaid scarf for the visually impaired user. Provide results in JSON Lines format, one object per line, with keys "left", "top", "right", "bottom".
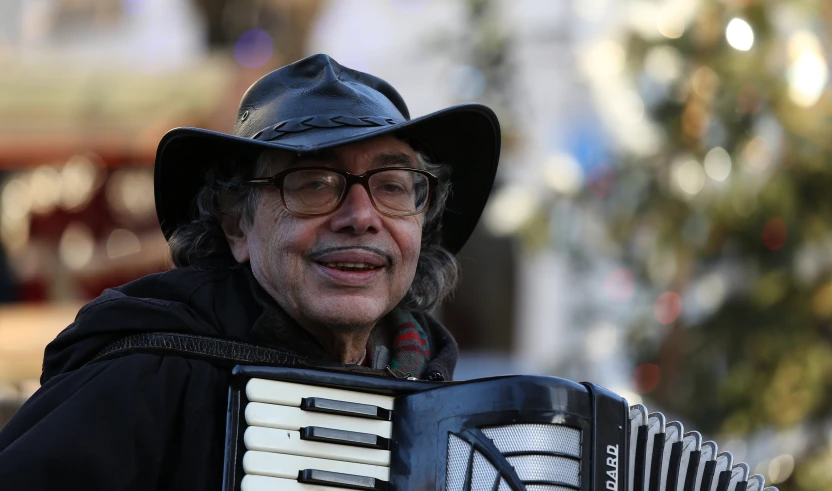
{"left": 388, "top": 309, "right": 431, "bottom": 377}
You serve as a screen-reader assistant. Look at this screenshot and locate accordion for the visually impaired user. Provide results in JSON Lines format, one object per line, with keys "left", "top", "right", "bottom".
{"left": 222, "top": 366, "right": 777, "bottom": 491}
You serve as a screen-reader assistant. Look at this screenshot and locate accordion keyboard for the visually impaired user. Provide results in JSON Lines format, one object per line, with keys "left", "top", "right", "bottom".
{"left": 241, "top": 378, "right": 394, "bottom": 491}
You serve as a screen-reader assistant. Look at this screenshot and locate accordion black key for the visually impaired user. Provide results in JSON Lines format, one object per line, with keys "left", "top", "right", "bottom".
{"left": 223, "top": 366, "right": 777, "bottom": 491}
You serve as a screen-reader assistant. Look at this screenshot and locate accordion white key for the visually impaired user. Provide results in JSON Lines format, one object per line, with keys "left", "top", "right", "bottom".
{"left": 223, "top": 366, "right": 777, "bottom": 491}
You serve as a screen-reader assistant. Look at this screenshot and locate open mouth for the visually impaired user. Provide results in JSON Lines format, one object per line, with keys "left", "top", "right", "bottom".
{"left": 319, "top": 262, "right": 381, "bottom": 272}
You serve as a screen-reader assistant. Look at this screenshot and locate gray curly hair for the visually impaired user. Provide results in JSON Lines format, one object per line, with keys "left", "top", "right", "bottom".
{"left": 167, "top": 146, "right": 459, "bottom": 313}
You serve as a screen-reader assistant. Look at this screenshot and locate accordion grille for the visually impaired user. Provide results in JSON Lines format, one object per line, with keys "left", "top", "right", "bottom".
{"left": 446, "top": 434, "right": 473, "bottom": 491}
{"left": 524, "top": 486, "right": 576, "bottom": 491}
{"left": 505, "top": 454, "right": 581, "bottom": 486}
{"left": 481, "top": 424, "right": 581, "bottom": 457}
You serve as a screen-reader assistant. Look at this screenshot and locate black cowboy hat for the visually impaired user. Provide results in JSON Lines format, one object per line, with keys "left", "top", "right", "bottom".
{"left": 154, "top": 54, "right": 500, "bottom": 254}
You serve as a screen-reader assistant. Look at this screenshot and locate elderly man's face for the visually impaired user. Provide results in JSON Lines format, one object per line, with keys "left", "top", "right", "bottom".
{"left": 227, "top": 135, "right": 423, "bottom": 331}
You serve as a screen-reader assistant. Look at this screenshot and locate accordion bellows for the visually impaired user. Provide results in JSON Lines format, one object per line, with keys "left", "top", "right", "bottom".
{"left": 223, "top": 366, "right": 777, "bottom": 491}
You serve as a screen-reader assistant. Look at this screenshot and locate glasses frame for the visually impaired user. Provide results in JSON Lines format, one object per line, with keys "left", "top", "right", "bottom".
{"left": 243, "top": 166, "right": 438, "bottom": 218}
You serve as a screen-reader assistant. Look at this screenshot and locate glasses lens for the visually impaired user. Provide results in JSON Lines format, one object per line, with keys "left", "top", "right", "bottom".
{"left": 282, "top": 169, "right": 344, "bottom": 214}
{"left": 368, "top": 169, "right": 430, "bottom": 215}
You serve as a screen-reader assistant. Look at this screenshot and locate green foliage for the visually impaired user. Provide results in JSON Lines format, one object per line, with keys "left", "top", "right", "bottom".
{"left": 605, "top": 1, "right": 832, "bottom": 488}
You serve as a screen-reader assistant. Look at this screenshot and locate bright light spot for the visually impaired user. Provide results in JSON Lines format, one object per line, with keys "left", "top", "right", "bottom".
{"left": 604, "top": 268, "right": 635, "bottom": 302}
{"left": 726, "top": 18, "right": 754, "bottom": 51}
{"left": 788, "top": 30, "right": 822, "bottom": 61}
{"left": 654, "top": 291, "right": 682, "bottom": 325}
{"left": 657, "top": 8, "right": 685, "bottom": 39}
{"left": 60, "top": 155, "right": 100, "bottom": 211}
{"left": 786, "top": 44, "right": 829, "bottom": 107}
{"left": 29, "top": 165, "right": 61, "bottom": 214}
{"left": 234, "top": 30, "right": 274, "bottom": 69}
{"left": 644, "top": 46, "right": 683, "bottom": 84}
{"left": 543, "top": 154, "right": 584, "bottom": 195}
{"left": 673, "top": 159, "right": 706, "bottom": 195}
{"left": 1, "top": 178, "right": 32, "bottom": 220}
{"left": 762, "top": 218, "right": 787, "bottom": 251}
{"left": 633, "top": 363, "right": 661, "bottom": 393}
{"left": 0, "top": 213, "right": 30, "bottom": 256}
{"left": 106, "top": 229, "right": 141, "bottom": 259}
{"left": 786, "top": 31, "right": 826, "bottom": 106}
{"left": 585, "top": 322, "right": 619, "bottom": 360}
{"left": 59, "top": 222, "right": 95, "bottom": 270}
{"left": 483, "top": 185, "right": 539, "bottom": 236}
{"left": 106, "top": 169, "right": 156, "bottom": 221}
{"left": 704, "top": 147, "right": 732, "bottom": 181}
{"left": 583, "top": 40, "right": 626, "bottom": 77}
{"left": 695, "top": 273, "right": 727, "bottom": 312}
{"left": 614, "top": 388, "right": 642, "bottom": 406}
{"left": 768, "top": 454, "right": 795, "bottom": 483}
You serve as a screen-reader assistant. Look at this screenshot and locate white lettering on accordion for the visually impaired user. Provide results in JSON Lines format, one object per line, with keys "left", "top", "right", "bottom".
{"left": 605, "top": 444, "right": 618, "bottom": 491}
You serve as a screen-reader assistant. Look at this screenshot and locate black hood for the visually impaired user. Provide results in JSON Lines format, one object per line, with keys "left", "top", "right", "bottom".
{"left": 42, "top": 258, "right": 458, "bottom": 384}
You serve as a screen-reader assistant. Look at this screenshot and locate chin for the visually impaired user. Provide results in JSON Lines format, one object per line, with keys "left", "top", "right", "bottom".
{"left": 302, "top": 296, "right": 392, "bottom": 330}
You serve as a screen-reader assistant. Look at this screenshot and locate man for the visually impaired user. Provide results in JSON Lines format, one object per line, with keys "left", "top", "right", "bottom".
{"left": 0, "top": 54, "right": 500, "bottom": 489}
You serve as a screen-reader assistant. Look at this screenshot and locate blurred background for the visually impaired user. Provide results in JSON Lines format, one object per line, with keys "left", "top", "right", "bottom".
{"left": 1, "top": 0, "right": 831, "bottom": 488}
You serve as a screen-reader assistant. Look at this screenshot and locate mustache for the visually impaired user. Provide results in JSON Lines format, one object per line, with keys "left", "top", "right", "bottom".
{"left": 306, "top": 245, "right": 393, "bottom": 265}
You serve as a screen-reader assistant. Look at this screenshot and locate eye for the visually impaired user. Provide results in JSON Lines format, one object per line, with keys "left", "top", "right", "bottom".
{"left": 302, "top": 179, "right": 333, "bottom": 190}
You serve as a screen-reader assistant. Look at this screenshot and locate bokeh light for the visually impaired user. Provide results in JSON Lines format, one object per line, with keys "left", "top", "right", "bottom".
{"left": 656, "top": 8, "right": 685, "bottom": 39}
{"left": 654, "top": 291, "right": 682, "bottom": 324}
{"left": 604, "top": 268, "right": 635, "bottom": 302}
{"left": 542, "top": 154, "right": 584, "bottom": 196}
{"left": 673, "top": 159, "right": 706, "bottom": 195}
{"left": 703, "top": 147, "right": 732, "bottom": 181}
{"left": 587, "top": 165, "right": 616, "bottom": 198}
{"left": 234, "top": 29, "right": 274, "bottom": 69}
{"left": 633, "top": 363, "right": 661, "bottom": 394}
{"left": 694, "top": 273, "right": 727, "bottom": 313}
{"left": 29, "top": 165, "right": 62, "bottom": 215}
{"left": 644, "top": 46, "right": 683, "bottom": 84}
{"left": 483, "top": 185, "right": 539, "bottom": 236}
{"left": 762, "top": 218, "right": 787, "bottom": 251}
{"left": 60, "top": 155, "right": 102, "bottom": 212}
{"left": 769, "top": 454, "right": 795, "bottom": 484}
{"left": 59, "top": 223, "right": 96, "bottom": 271}
{"left": 1, "top": 178, "right": 32, "bottom": 221}
{"left": 786, "top": 31, "right": 828, "bottom": 108}
{"left": 726, "top": 18, "right": 754, "bottom": 51}
{"left": 585, "top": 322, "right": 619, "bottom": 360}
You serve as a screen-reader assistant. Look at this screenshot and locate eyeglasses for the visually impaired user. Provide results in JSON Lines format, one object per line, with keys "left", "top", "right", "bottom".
{"left": 243, "top": 167, "right": 438, "bottom": 217}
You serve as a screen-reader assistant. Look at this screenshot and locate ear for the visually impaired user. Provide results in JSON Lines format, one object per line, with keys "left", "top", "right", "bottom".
{"left": 222, "top": 213, "right": 251, "bottom": 263}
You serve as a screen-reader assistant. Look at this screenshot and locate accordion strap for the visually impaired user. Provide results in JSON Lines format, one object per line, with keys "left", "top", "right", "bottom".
{"left": 91, "top": 332, "right": 309, "bottom": 368}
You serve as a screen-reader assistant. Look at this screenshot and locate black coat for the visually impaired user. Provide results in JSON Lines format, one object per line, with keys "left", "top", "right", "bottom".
{"left": 0, "top": 258, "right": 458, "bottom": 490}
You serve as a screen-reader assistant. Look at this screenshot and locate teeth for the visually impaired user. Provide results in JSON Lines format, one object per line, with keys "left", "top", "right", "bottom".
{"left": 323, "top": 262, "right": 378, "bottom": 271}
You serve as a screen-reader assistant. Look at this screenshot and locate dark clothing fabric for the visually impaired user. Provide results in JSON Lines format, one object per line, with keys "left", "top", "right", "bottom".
{"left": 0, "top": 257, "right": 458, "bottom": 490}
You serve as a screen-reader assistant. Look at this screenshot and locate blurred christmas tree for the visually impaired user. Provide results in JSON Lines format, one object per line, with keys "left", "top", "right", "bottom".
{"left": 598, "top": 0, "right": 832, "bottom": 488}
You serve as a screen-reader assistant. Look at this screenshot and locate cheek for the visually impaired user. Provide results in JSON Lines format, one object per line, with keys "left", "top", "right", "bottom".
{"left": 396, "top": 218, "right": 424, "bottom": 272}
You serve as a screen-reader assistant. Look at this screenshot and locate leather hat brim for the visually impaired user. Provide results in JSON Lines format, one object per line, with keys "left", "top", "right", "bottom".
{"left": 154, "top": 103, "right": 500, "bottom": 254}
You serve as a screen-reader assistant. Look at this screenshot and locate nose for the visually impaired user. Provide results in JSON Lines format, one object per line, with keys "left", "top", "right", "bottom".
{"left": 328, "top": 183, "right": 382, "bottom": 235}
